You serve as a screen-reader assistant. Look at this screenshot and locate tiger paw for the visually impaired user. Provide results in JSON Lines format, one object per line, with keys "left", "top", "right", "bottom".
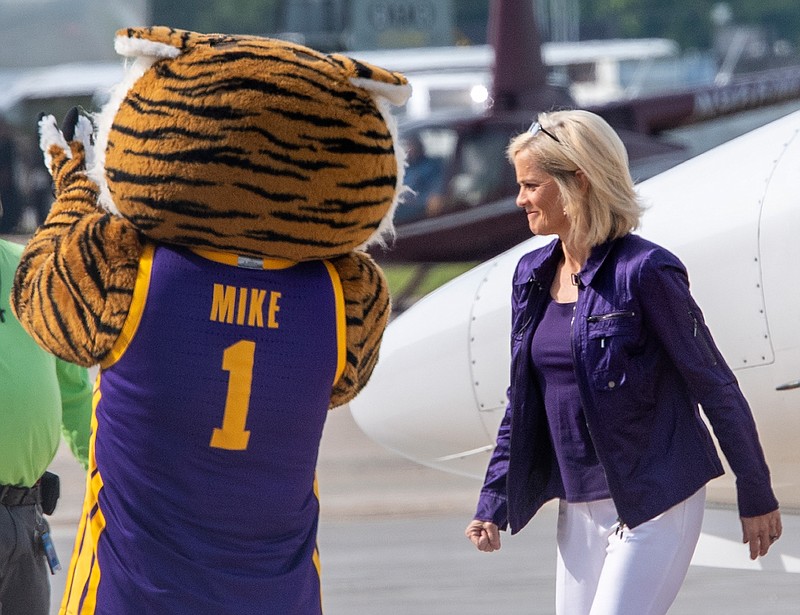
{"left": 38, "top": 107, "right": 96, "bottom": 197}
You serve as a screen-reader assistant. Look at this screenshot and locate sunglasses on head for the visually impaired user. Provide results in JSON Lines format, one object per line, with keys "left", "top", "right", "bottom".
{"left": 528, "top": 121, "right": 561, "bottom": 144}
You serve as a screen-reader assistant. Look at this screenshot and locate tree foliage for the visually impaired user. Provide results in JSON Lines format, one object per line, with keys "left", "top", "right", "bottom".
{"left": 148, "top": 1, "right": 800, "bottom": 52}
{"left": 728, "top": 0, "right": 800, "bottom": 45}
{"left": 579, "top": 0, "right": 800, "bottom": 50}
{"left": 151, "top": 0, "right": 281, "bottom": 35}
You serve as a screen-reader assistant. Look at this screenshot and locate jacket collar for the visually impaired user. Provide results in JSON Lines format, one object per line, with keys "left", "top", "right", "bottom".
{"left": 514, "top": 235, "right": 623, "bottom": 288}
{"left": 514, "top": 238, "right": 560, "bottom": 288}
{"left": 579, "top": 237, "right": 619, "bottom": 287}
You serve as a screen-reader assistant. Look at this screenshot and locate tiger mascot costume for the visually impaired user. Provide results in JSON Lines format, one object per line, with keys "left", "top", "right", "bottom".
{"left": 11, "top": 27, "right": 410, "bottom": 615}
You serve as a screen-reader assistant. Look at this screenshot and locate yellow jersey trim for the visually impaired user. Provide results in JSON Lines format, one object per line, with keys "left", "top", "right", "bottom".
{"left": 322, "top": 260, "right": 346, "bottom": 387}
{"left": 59, "top": 374, "right": 106, "bottom": 615}
{"left": 190, "top": 247, "right": 296, "bottom": 270}
{"left": 99, "top": 243, "right": 155, "bottom": 369}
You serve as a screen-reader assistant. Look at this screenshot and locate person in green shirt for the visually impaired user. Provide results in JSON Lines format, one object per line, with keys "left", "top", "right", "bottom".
{"left": 1, "top": 224, "right": 92, "bottom": 615}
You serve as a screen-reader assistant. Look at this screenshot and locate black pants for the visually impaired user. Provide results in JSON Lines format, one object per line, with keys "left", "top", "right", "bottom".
{"left": 0, "top": 504, "right": 49, "bottom": 615}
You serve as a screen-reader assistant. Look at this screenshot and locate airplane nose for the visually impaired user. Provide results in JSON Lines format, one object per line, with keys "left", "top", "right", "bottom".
{"left": 349, "top": 245, "right": 538, "bottom": 478}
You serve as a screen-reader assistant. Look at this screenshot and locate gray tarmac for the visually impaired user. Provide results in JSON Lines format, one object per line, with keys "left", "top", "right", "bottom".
{"left": 48, "top": 406, "right": 800, "bottom": 615}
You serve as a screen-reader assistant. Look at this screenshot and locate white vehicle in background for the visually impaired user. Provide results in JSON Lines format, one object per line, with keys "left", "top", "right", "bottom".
{"left": 0, "top": 62, "right": 124, "bottom": 122}
{"left": 354, "top": 37, "right": 701, "bottom": 119}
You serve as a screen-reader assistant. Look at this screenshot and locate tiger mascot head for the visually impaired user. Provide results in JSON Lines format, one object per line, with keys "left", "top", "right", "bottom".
{"left": 89, "top": 26, "right": 411, "bottom": 260}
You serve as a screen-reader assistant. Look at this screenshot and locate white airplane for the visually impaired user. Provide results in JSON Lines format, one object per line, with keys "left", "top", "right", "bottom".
{"left": 349, "top": 107, "right": 800, "bottom": 572}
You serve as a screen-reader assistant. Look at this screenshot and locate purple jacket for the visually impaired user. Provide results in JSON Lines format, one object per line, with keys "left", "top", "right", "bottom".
{"left": 476, "top": 234, "right": 778, "bottom": 532}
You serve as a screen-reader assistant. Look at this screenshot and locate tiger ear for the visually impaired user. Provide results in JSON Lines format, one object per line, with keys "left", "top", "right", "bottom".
{"left": 113, "top": 26, "right": 207, "bottom": 60}
{"left": 330, "top": 53, "right": 412, "bottom": 107}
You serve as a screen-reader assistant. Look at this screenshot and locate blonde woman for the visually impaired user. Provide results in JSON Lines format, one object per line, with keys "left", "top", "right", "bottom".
{"left": 465, "top": 110, "right": 781, "bottom": 615}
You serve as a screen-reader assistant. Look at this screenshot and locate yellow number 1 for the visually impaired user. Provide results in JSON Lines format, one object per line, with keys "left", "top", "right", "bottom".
{"left": 210, "top": 340, "right": 256, "bottom": 450}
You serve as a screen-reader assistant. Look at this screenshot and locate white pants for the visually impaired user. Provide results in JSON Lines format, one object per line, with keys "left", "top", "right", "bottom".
{"left": 555, "top": 487, "right": 705, "bottom": 615}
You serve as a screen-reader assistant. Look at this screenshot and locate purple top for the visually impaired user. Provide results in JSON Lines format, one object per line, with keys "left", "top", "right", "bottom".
{"left": 530, "top": 296, "right": 610, "bottom": 502}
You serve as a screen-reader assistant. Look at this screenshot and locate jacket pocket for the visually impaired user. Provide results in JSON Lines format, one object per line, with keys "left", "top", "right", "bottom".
{"left": 585, "top": 311, "right": 643, "bottom": 394}
{"left": 688, "top": 309, "right": 718, "bottom": 367}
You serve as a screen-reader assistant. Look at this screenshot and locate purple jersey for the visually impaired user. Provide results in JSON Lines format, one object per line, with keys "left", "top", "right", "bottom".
{"left": 60, "top": 244, "right": 345, "bottom": 615}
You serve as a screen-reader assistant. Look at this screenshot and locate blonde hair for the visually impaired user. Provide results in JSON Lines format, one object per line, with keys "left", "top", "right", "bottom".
{"left": 507, "top": 109, "right": 644, "bottom": 251}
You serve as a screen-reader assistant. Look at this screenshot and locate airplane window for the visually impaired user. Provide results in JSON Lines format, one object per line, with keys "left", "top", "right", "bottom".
{"left": 396, "top": 128, "right": 457, "bottom": 224}
{"left": 447, "top": 129, "right": 515, "bottom": 209}
{"left": 429, "top": 88, "right": 480, "bottom": 113}
{"left": 417, "top": 128, "right": 458, "bottom": 159}
{"left": 568, "top": 62, "right": 596, "bottom": 84}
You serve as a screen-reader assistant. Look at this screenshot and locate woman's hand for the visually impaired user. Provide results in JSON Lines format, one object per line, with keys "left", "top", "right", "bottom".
{"left": 465, "top": 519, "right": 502, "bottom": 552}
{"left": 741, "top": 509, "right": 782, "bottom": 560}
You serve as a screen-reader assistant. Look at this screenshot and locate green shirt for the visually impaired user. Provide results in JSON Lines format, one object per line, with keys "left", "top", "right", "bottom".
{"left": 0, "top": 238, "right": 92, "bottom": 487}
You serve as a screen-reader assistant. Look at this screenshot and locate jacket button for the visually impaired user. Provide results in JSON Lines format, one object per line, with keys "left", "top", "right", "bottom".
{"left": 608, "top": 380, "right": 616, "bottom": 389}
